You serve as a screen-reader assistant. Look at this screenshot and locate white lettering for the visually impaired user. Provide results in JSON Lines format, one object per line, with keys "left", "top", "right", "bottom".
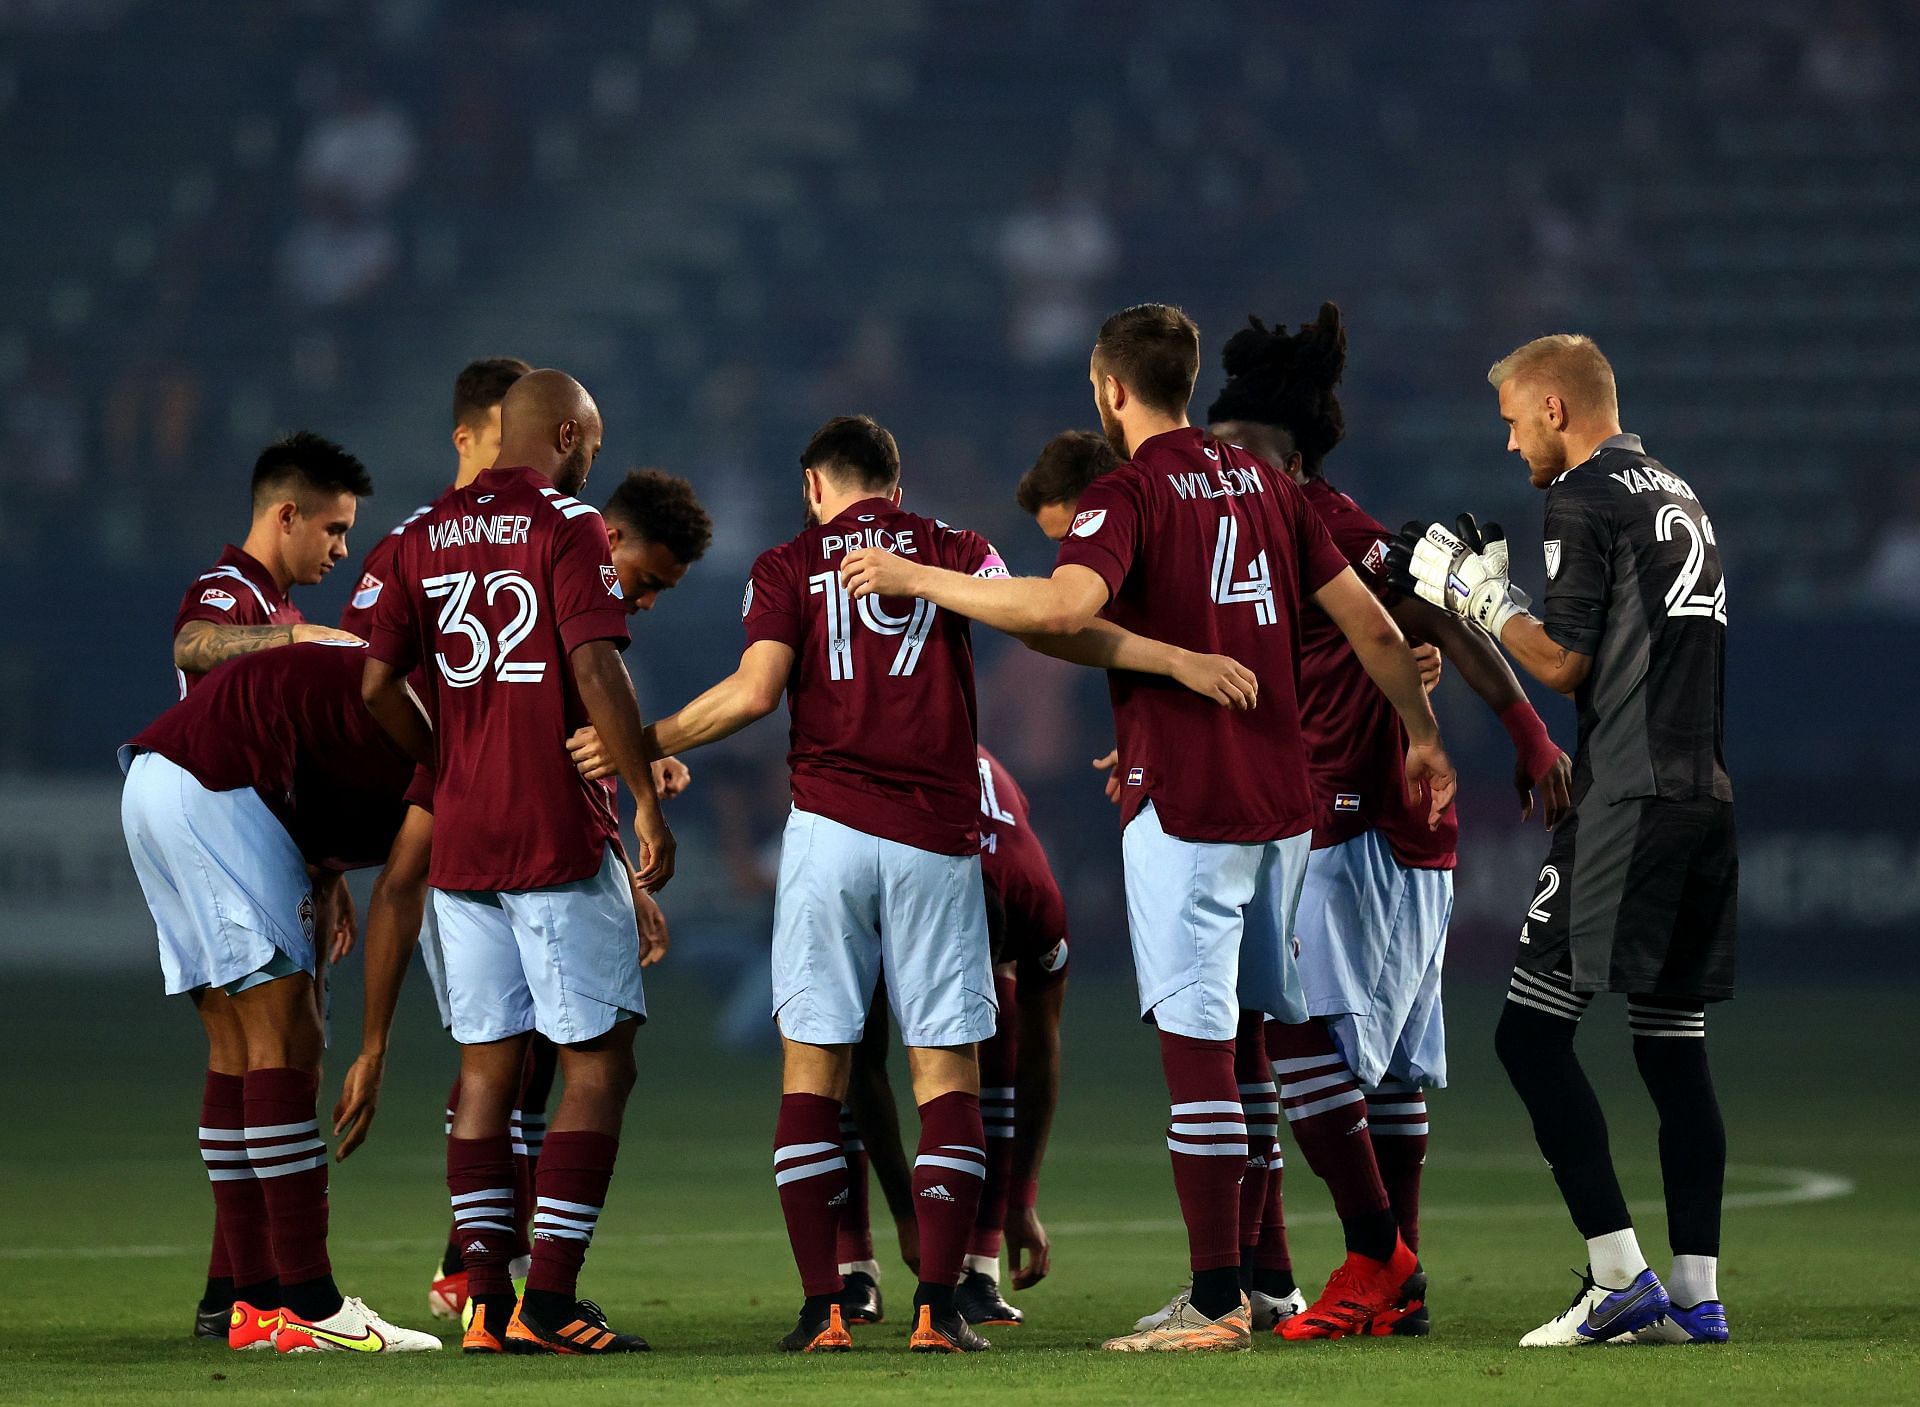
{"left": 427, "top": 514, "right": 532, "bottom": 551}
{"left": 820, "top": 527, "right": 917, "bottom": 558}
{"left": 1609, "top": 465, "right": 1697, "bottom": 501}
{"left": 1169, "top": 465, "right": 1264, "bottom": 501}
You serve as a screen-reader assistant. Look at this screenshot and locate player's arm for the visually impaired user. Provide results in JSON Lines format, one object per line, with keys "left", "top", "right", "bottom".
{"left": 1018, "top": 620, "right": 1258, "bottom": 709}
{"left": 1313, "top": 566, "right": 1457, "bottom": 826}
{"left": 361, "top": 660, "right": 435, "bottom": 769}
{"left": 332, "top": 804, "right": 432, "bottom": 1160}
{"left": 1006, "top": 972, "right": 1064, "bottom": 1288}
{"left": 571, "top": 639, "right": 675, "bottom": 892}
{"left": 173, "top": 619, "right": 361, "bottom": 672}
{"left": 642, "top": 640, "right": 795, "bottom": 758}
{"left": 841, "top": 550, "right": 1113, "bottom": 639}
{"left": 1494, "top": 616, "right": 1593, "bottom": 695}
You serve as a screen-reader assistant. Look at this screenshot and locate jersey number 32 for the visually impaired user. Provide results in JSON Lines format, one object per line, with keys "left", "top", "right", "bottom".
{"left": 424, "top": 569, "right": 546, "bottom": 687}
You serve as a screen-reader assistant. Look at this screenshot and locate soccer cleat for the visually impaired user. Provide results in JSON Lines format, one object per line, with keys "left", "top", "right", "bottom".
{"left": 506, "top": 1296, "right": 650, "bottom": 1354}
{"left": 1387, "top": 1301, "right": 1431, "bottom": 1337}
{"left": 227, "top": 1301, "right": 284, "bottom": 1351}
{"left": 1628, "top": 1299, "right": 1730, "bottom": 1345}
{"left": 427, "top": 1263, "right": 469, "bottom": 1322}
{"left": 510, "top": 1253, "right": 532, "bottom": 1298}
{"left": 1132, "top": 1283, "right": 1193, "bottom": 1332}
{"left": 1103, "top": 1294, "right": 1251, "bottom": 1352}
{"left": 835, "top": 1270, "right": 884, "bottom": 1325}
{"left": 1250, "top": 1287, "right": 1307, "bottom": 1334}
{"left": 1520, "top": 1268, "right": 1671, "bottom": 1347}
{"left": 778, "top": 1302, "right": 855, "bottom": 1353}
{"left": 954, "top": 1269, "right": 1023, "bottom": 1327}
{"left": 908, "top": 1303, "right": 992, "bottom": 1353}
{"left": 1279, "top": 1240, "right": 1427, "bottom": 1341}
{"left": 195, "top": 1303, "right": 231, "bottom": 1342}
{"left": 273, "top": 1295, "right": 444, "bottom": 1353}
{"left": 462, "top": 1297, "right": 513, "bottom": 1354}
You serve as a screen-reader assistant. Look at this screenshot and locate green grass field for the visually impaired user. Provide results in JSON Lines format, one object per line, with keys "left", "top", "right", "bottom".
{"left": 1, "top": 969, "right": 1914, "bottom": 1404}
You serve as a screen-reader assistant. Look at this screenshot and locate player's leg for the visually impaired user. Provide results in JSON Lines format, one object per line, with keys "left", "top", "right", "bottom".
{"left": 191, "top": 987, "right": 279, "bottom": 1344}
{"left": 956, "top": 963, "right": 1022, "bottom": 1327}
{"left": 417, "top": 893, "right": 473, "bottom": 1320}
{"left": 836, "top": 985, "right": 903, "bottom": 1324}
{"left": 511, "top": 1038, "right": 558, "bottom": 1268}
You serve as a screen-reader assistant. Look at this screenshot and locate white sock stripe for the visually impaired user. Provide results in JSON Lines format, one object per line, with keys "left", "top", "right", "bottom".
{"left": 533, "top": 1211, "right": 599, "bottom": 1233}
{"left": 1279, "top": 1071, "right": 1357, "bottom": 1100}
{"left": 451, "top": 1187, "right": 513, "bottom": 1205}
{"left": 981, "top": 1086, "right": 1015, "bottom": 1098}
{"left": 1167, "top": 1137, "right": 1250, "bottom": 1157}
{"left": 1267, "top": 1151, "right": 1285, "bottom": 1169}
{"left": 1631, "top": 1026, "right": 1707, "bottom": 1038}
{"left": 536, "top": 1196, "right": 602, "bottom": 1216}
{"left": 533, "top": 1226, "right": 592, "bottom": 1241}
{"left": 1236, "top": 1081, "right": 1277, "bottom": 1094}
{"left": 915, "top": 1153, "right": 986, "bottom": 1179}
{"left": 243, "top": 1120, "right": 320, "bottom": 1140}
{"left": 939, "top": 1144, "right": 986, "bottom": 1157}
{"left": 1239, "top": 1098, "right": 1280, "bottom": 1114}
{"left": 1246, "top": 1120, "right": 1280, "bottom": 1139}
{"left": 458, "top": 1219, "right": 516, "bottom": 1233}
{"left": 1509, "top": 969, "right": 1590, "bottom": 1013}
{"left": 248, "top": 1136, "right": 327, "bottom": 1160}
{"left": 1506, "top": 991, "right": 1588, "bottom": 1022}
{"left": 1515, "top": 964, "right": 1577, "bottom": 992}
{"left": 985, "top": 1126, "right": 1016, "bottom": 1139}
{"left": 200, "top": 1147, "right": 252, "bottom": 1163}
{"left": 1168, "top": 1120, "right": 1248, "bottom": 1136}
{"left": 206, "top": 1167, "right": 258, "bottom": 1182}
{"left": 196, "top": 1126, "right": 247, "bottom": 1142}
{"left": 511, "top": 1142, "right": 531, "bottom": 1156}
{"left": 773, "top": 1155, "right": 849, "bottom": 1186}
{"left": 1269, "top": 1054, "right": 1343, "bottom": 1075}
{"left": 1284, "top": 1088, "right": 1367, "bottom": 1121}
{"left": 1365, "top": 1101, "right": 1427, "bottom": 1116}
{"left": 453, "top": 1197, "right": 513, "bottom": 1214}
{"left": 252, "top": 1153, "right": 326, "bottom": 1179}
{"left": 774, "top": 1140, "right": 841, "bottom": 1165}
{"left": 1369, "top": 1121, "right": 1430, "bottom": 1136}
{"left": 1169, "top": 1099, "right": 1243, "bottom": 1115}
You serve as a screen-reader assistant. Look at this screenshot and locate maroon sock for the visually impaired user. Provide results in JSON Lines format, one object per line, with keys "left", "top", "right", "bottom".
{"left": 442, "top": 1075, "right": 463, "bottom": 1257}
{"left": 1235, "top": 1014, "right": 1276, "bottom": 1254}
{"left": 833, "top": 1105, "right": 874, "bottom": 1266}
{"left": 969, "top": 986, "right": 1019, "bottom": 1259}
{"left": 913, "top": 1091, "right": 986, "bottom": 1291}
{"left": 526, "top": 1130, "right": 618, "bottom": 1299}
{"left": 776, "top": 1093, "right": 850, "bottom": 1297}
{"left": 448, "top": 1134, "right": 517, "bottom": 1299}
{"left": 1159, "top": 1029, "right": 1245, "bottom": 1273}
{"left": 1367, "top": 1080, "right": 1429, "bottom": 1254}
{"left": 243, "top": 1067, "right": 333, "bottom": 1290}
{"left": 200, "top": 1071, "right": 275, "bottom": 1291}
{"left": 511, "top": 1044, "right": 552, "bottom": 1261}
{"left": 1269, "top": 1021, "right": 1394, "bottom": 1259}
{"left": 1249, "top": 1145, "right": 1294, "bottom": 1292}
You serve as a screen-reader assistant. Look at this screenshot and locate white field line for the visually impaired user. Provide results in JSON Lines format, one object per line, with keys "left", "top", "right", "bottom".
{"left": 0, "top": 1163, "right": 1852, "bottom": 1261}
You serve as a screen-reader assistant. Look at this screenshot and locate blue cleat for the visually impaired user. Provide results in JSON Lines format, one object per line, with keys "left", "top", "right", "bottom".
{"left": 1631, "top": 1299, "right": 1730, "bottom": 1344}
{"left": 1521, "top": 1268, "right": 1671, "bottom": 1347}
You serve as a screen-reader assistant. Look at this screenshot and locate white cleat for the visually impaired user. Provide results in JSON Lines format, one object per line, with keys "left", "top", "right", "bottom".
{"left": 1520, "top": 1269, "right": 1670, "bottom": 1348}
{"left": 1249, "top": 1287, "right": 1307, "bottom": 1334}
{"left": 1105, "top": 1296, "right": 1252, "bottom": 1353}
{"left": 1133, "top": 1284, "right": 1193, "bottom": 1332}
{"left": 274, "top": 1294, "right": 444, "bottom": 1354}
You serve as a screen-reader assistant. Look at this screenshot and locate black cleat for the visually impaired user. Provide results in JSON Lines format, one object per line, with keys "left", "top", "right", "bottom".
{"left": 908, "top": 1303, "right": 992, "bottom": 1353}
{"left": 835, "top": 1270, "right": 884, "bottom": 1325}
{"left": 1388, "top": 1301, "right": 1431, "bottom": 1337}
{"left": 954, "top": 1270, "right": 1023, "bottom": 1327}
{"left": 779, "top": 1301, "right": 855, "bottom": 1353}
{"left": 506, "top": 1296, "right": 650, "bottom": 1354}
{"left": 194, "top": 1304, "right": 231, "bottom": 1342}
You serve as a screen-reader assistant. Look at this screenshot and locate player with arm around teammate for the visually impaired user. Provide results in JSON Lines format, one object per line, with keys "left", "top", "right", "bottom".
{"left": 1393, "top": 334, "right": 1736, "bottom": 1347}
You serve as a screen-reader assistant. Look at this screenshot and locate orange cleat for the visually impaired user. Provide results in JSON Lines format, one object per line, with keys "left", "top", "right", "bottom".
{"left": 1102, "top": 1295, "right": 1251, "bottom": 1352}
{"left": 908, "top": 1303, "right": 991, "bottom": 1353}
{"left": 778, "top": 1301, "right": 854, "bottom": 1353}
{"left": 1278, "top": 1239, "right": 1426, "bottom": 1341}
{"left": 505, "top": 1296, "right": 649, "bottom": 1354}
{"left": 227, "top": 1301, "right": 284, "bottom": 1352}
{"left": 462, "top": 1297, "right": 512, "bottom": 1354}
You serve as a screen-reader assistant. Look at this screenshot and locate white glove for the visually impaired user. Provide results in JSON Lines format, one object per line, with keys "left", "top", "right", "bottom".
{"left": 1395, "top": 516, "right": 1530, "bottom": 637}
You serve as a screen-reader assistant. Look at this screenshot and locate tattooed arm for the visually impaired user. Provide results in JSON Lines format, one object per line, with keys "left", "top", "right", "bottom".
{"left": 172, "top": 620, "right": 362, "bottom": 674}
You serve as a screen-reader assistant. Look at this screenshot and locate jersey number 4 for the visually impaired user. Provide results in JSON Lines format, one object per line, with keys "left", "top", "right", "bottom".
{"left": 1655, "top": 505, "right": 1727, "bottom": 625}
{"left": 1211, "top": 516, "right": 1276, "bottom": 625}
{"left": 808, "top": 571, "right": 937, "bottom": 680}
{"left": 424, "top": 569, "right": 545, "bottom": 687}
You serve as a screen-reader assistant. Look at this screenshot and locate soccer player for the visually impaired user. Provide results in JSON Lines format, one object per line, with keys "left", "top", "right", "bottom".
{"left": 839, "top": 304, "right": 1457, "bottom": 1353}
{"left": 642, "top": 414, "right": 1243, "bottom": 1355}
{"left": 1393, "top": 334, "right": 1735, "bottom": 1347}
{"left": 833, "top": 744, "right": 1071, "bottom": 1330}
{"left": 170, "top": 431, "right": 367, "bottom": 1343}
{"left": 364, "top": 368, "right": 674, "bottom": 1355}
{"left": 120, "top": 642, "right": 442, "bottom": 1353}
{"left": 1206, "top": 304, "right": 1572, "bottom": 1340}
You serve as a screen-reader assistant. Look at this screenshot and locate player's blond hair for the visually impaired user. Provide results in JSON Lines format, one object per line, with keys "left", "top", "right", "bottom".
{"left": 1487, "top": 334, "right": 1619, "bottom": 419}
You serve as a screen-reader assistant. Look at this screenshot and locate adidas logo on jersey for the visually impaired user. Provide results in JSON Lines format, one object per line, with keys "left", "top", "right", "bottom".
{"left": 920, "top": 1184, "right": 956, "bottom": 1203}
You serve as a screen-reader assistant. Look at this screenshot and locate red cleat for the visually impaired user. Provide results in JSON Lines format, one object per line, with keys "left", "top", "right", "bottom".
{"left": 1278, "top": 1239, "right": 1426, "bottom": 1341}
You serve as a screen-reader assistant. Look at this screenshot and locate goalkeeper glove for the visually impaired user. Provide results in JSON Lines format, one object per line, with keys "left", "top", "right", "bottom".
{"left": 1389, "top": 513, "right": 1531, "bottom": 637}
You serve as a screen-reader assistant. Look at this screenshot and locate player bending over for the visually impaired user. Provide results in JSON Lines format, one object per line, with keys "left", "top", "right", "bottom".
{"left": 840, "top": 304, "right": 1457, "bottom": 1354}
{"left": 1393, "top": 333, "right": 1735, "bottom": 1347}
{"left": 120, "top": 643, "right": 442, "bottom": 1353}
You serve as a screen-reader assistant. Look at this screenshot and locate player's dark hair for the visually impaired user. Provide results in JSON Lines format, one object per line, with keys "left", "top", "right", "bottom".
{"left": 603, "top": 468, "right": 714, "bottom": 565}
{"left": 250, "top": 431, "right": 373, "bottom": 512}
{"left": 1016, "top": 430, "right": 1119, "bottom": 513}
{"left": 1207, "top": 302, "right": 1347, "bottom": 478}
{"left": 1094, "top": 303, "right": 1201, "bottom": 417}
{"left": 452, "top": 356, "right": 533, "bottom": 431}
{"left": 800, "top": 414, "right": 901, "bottom": 492}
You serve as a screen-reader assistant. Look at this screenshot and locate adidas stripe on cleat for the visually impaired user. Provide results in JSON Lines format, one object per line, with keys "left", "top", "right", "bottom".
{"left": 506, "top": 1296, "right": 649, "bottom": 1354}
{"left": 227, "top": 1302, "right": 284, "bottom": 1351}
{"left": 779, "top": 1302, "right": 855, "bottom": 1353}
{"left": 1279, "top": 1241, "right": 1426, "bottom": 1341}
{"left": 908, "top": 1304, "right": 991, "bottom": 1353}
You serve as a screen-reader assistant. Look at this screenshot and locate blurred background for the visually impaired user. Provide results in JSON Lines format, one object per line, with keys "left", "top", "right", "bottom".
{"left": 2, "top": 0, "right": 1916, "bottom": 1017}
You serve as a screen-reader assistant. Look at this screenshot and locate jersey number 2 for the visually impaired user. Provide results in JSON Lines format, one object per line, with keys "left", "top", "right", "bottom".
{"left": 1655, "top": 505, "right": 1727, "bottom": 624}
{"left": 423, "top": 569, "right": 545, "bottom": 687}
{"left": 1211, "top": 516, "right": 1276, "bottom": 625}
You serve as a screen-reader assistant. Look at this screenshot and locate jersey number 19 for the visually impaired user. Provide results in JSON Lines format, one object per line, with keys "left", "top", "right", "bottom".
{"left": 808, "top": 571, "right": 938, "bottom": 680}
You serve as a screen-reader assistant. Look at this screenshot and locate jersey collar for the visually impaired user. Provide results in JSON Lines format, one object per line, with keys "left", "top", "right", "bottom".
{"left": 1589, "top": 432, "right": 1645, "bottom": 458}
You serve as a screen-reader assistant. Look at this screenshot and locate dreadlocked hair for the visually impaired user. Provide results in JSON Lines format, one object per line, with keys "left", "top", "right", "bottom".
{"left": 1206, "top": 301, "right": 1348, "bottom": 477}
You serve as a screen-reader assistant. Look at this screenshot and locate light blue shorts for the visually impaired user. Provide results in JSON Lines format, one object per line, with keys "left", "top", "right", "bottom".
{"left": 1295, "top": 830, "right": 1453, "bottom": 1088}
{"left": 771, "top": 808, "right": 996, "bottom": 1048}
{"left": 415, "top": 900, "right": 453, "bottom": 1030}
{"left": 433, "top": 844, "right": 645, "bottom": 1046}
{"left": 118, "top": 750, "right": 315, "bottom": 997}
{"left": 1121, "top": 802, "right": 1310, "bottom": 1041}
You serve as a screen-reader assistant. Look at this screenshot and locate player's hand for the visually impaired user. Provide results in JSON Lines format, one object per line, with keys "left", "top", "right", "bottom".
{"left": 1006, "top": 1205, "right": 1051, "bottom": 1289}
{"left": 631, "top": 800, "right": 676, "bottom": 892}
{"left": 1404, "top": 737, "right": 1458, "bottom": 829}
{"left": 651, "top": 755, "right": 692, "bottom": 800}
{"left": 1171, "top": 650, "right": 1258, "bottom": 710}
{"left": 327, "top": 880, "right": 358, "bottom": 964}
{"left": 1389, "top": 514, "right": 1530, "bottom": 637}
{"left": 293, "top": 623, "right": 365, "bottom": 647}
{"left": 839, "top": 547, "right": 924, "bottom": 601}
{"left": 1092, "top": 749, "right": 1122, "bottom": 805}
{"left": 1518, "top": 749, "right": 1574, "bottom": 829}
{"left": 633, "top": 881, "right": 670, "bottom": 967}
{"left": 894, "top": 1214, "right": 921, "bottom": 1278}
{"left": 331, "top": 1051, "right": 384, "bottom": 1161}
{"left": 567, "top": 726, "right": 614, "bottom": 782}
{"left": 1412, "top": 642, "right": 1444, "bottom": 694}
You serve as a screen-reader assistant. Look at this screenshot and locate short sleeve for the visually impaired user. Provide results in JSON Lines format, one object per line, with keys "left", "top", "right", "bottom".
{"left": 743, "top": 547, "right": 803, "bottom": 649}
{"left": 1328, "top": 510, "right": 1397, "bottom": 601}
{"left": 173, "top": 578, "right": 266, "bottom": 635}
{"left": 1289, "top": 483, "right": 1351, "bottom": 596}
{"left": 403, "top": 764, "right": 435, "bottom": 814}
{"left": 551, "top": 508, "right": 631, "bottom": 655}
{"left": 1541, "top": 478, "right": 1614, "bottom": 656}
{"left": 941, "top": 528, "right": 1009, "bottom": 579}
{"left": 1051, "top": 474, "right": 1140, "bottom": 599}
{"left": 366, "top": 535, "right": 422, "bottom": 673}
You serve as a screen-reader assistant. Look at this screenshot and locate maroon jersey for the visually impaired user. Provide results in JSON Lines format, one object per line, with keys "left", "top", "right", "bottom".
{"left": 1297, "top": 478, "right": 1458, "bottom": 869}
{"left": 744, "top": 498, "right": 1005, "bottom": 855}
{"left": 127, "top": 642, "right": 420, "bottom": 866}
{"left": 1054, "top": 427, "right": 1350, "bottom": 843}
{"left": 338, "top": 496, "right": 443, "bottom": 640}
{"left": 367, "top": 464, "right": 630, "bottom": 891}
{"left": 977, "top": 746, "right": 1069, "bottom": 975}
{"left": 171, "top": 544, "right": 303, "bottom": 695}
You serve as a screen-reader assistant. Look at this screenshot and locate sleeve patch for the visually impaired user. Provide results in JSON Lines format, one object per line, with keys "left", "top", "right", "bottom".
{"left": 198, "top": 588, "right": 236, "bottom": 612}
{"left": 973, "top": 548, "right": 1010, "bottom": 580}
{"left": 350, "top": 574, "right": 383, "bottom": 610}
{"left": 1070, "top": 508, "right": 1108, "bottom": 538}
{"left": 1362, "top": 538, "right": 1388, "bottom": 576}
{"left": 741, "top": 578, "right": 755, "bottom": 619}
{"left": 601, "top": 564, "right": 623, "bottom": 598}
{"left": 1544, "top": 541, "right": 1562, "bottom": 579}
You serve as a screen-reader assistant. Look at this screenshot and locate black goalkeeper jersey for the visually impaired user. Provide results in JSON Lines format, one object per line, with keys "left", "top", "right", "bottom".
{"left": 1540, "top": 433, "right": 1732, "bottom": 807}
